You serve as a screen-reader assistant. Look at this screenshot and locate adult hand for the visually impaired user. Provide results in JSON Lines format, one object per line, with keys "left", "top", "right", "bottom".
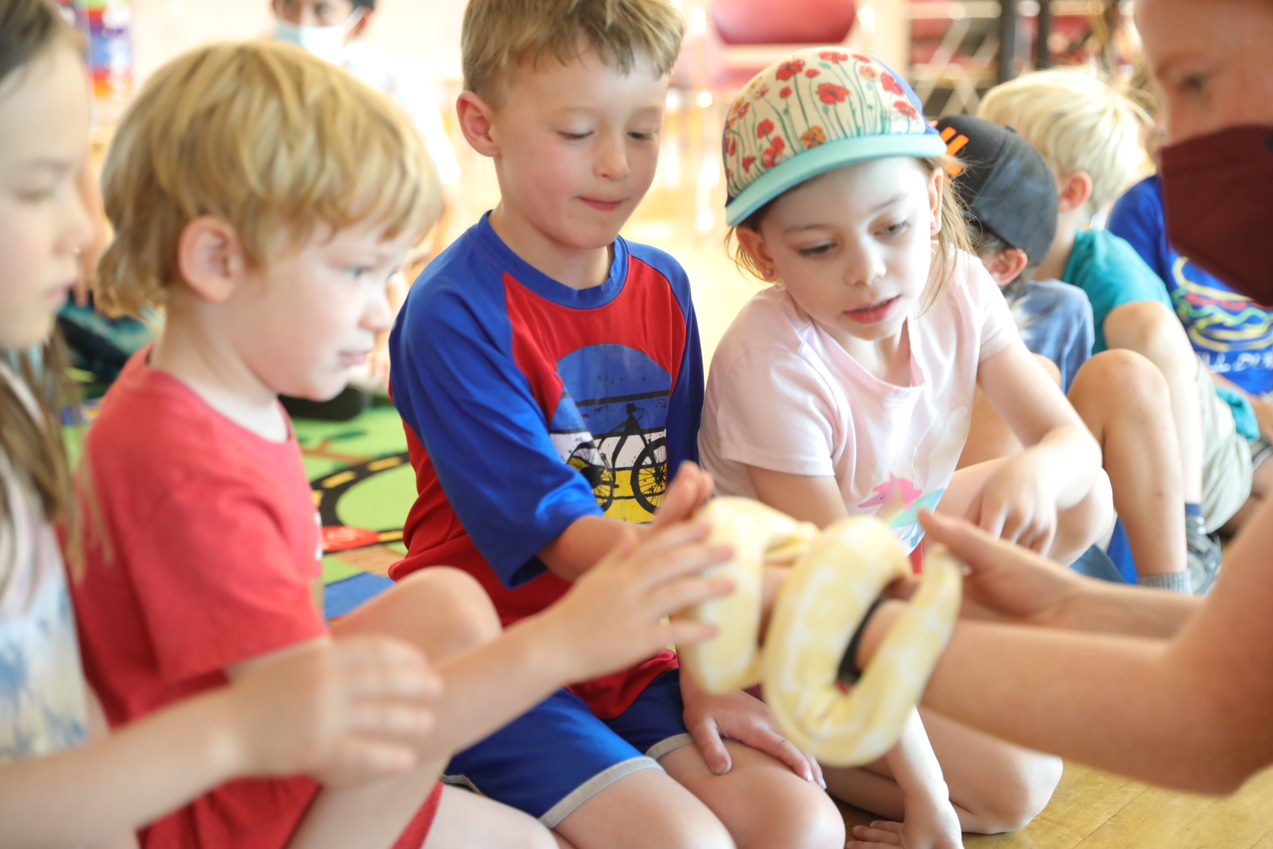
{"left": 918, "top": 510, "right": 1086, "bottom": 628}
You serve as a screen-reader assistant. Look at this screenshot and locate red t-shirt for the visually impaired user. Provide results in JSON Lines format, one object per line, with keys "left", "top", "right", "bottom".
{"left": 72, "top": 353, "right": 439, "bottom": 849}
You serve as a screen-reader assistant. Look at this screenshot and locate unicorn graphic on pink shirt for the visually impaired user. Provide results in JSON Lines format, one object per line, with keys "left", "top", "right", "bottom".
{"left": 857, "top": 474, "right": 944, "bottom": 550}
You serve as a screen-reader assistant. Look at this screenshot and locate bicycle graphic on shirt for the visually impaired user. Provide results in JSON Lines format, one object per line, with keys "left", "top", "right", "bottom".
{"left": 567, "top": 399, "right": 668, "bottom": 515}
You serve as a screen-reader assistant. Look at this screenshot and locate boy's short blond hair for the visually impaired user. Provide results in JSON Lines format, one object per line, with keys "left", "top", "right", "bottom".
{"left": 977, "top": 66, "right": 1151, "bottom": 215}
{"left": 97, "top": 40, "right": 441, "bottom": 316}
{"left": 462, "top": 0, "right": 684, "bottom": 103}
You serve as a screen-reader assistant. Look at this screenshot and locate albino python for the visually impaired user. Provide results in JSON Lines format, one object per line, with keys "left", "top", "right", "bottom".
{"left": 677, "top": 497, "right": 962, "bottom": 766}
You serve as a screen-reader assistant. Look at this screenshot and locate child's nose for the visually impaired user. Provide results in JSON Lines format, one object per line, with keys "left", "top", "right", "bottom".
{"left": 842, "top": 240, "right": 884, "bottom": 287}
{"left": 595, "top": 134, "right": 630, "bottom": 181}
{"left": 363, "top": 284, "right": 393, "bottom": 332}
{"left": 62, "top": 176, "right": 95, "bottom": 258}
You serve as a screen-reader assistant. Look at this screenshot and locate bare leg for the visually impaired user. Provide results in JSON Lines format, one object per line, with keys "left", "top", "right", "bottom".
{"left": 1104, "top": 303, "right": 1205, "bottom": 504}
{"left": 1069, "top": 350, "right": 1187, "bottom": 577}
{"left": 661, "top": 742, "right": 846, "bottom": 849}
{"left": 426, "top": 785, "right": 565, "bottom": 849}
{"left": 288, "top": 569, "right": 504, "bottom": 849}
{"left": 550, "top": 767, "right": 735, "bottom": 849}
{"left": 824, "top": 709, "right": 1062, "bottom": 834}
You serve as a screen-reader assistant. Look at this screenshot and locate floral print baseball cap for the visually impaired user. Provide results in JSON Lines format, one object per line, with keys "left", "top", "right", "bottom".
{"left": 723, "top": 48, "right": 945, "bottom": 226}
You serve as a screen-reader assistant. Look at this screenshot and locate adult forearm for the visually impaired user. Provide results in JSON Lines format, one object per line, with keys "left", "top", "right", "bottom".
{"left": 859, "top": 606, "right": 1255, "bottom": 793}
{"left": 1052, "top": 578, "right": 1198, "bottom": 637}
{"left": 0, "top": 692, "right": 239, "bottom": 849}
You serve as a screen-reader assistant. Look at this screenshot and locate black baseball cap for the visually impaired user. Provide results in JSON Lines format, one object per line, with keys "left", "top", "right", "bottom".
{"left": 935, "top": 114, "right": 1059, "bottom": 265}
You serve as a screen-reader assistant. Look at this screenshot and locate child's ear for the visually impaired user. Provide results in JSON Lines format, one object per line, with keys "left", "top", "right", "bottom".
{"left": 456, "top": 91, "right": 499, "bottom": 158}
{"left": 177, "top": 216, "right": 246, "bottom": 304}
{"left": 736, "top": 227, "right": 778, "bottom": 280}
{"left": 1057, "top": 171, "right": 1094, "bottom": 214}
{"left": 928, "top": 169, "right": 944, "bottom": 234}
{"left": 979, "top": 247, "right": 1029, "bottom": 287}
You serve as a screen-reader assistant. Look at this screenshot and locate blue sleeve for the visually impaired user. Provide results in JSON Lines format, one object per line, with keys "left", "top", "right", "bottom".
{"left": 391, "top": 284, "right": 601, "bottom": 589}
{"left": 1059, "top": 294, "right": 1095, "bottom": 392}
{"left": 665, "top": 270, "right": 705, "bottom": 476}
{"left": 1108, "top": 179, "right": 1171, "bottom": 283}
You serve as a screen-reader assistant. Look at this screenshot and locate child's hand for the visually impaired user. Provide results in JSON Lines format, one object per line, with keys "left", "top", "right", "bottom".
{"left": 545, "top": 520, "right": 735, "bottom": 681}
{"left": 679, "top": 674, "right": 825, "bottom": 787}
{"left": 848, "top": 799, "right": 965, "bottom": 849}
{"left": 651, "top": 461, "right": 715, "bottom": 530}
{"left": 224, "top": 636, "right": 442, "bottom": 785}
{"left": 963, "top": 452, "right": 1058, "bottom": 554}
{"left": 919, "top": 510, "right": 1084, "bottom": 628}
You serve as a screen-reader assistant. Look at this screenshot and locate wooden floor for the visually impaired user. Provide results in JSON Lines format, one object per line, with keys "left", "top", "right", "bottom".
{"left": 839, "top": 761, "right": 1273, "bottom": 849}
{"left": 442, "top": 87, "right": 1273, "bottom": 848}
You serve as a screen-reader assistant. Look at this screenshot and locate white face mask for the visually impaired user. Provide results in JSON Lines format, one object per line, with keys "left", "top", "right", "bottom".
{"left": 274, "top": 7, "right": 364, "bottom": 66}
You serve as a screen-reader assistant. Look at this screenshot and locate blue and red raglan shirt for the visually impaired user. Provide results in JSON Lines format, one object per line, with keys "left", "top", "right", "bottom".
{"left": 388, "top": 214, "right": 704, "bottom": 716}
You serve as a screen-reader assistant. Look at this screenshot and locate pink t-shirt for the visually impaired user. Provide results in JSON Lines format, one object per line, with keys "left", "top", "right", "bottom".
{"left": 700, "top": 252, "right": 1018, "bottom": 551}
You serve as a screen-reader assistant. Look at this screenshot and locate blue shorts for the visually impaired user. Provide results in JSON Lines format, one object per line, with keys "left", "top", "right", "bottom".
{"left": 442, "top": 670, "right": 692, "bottom": 827}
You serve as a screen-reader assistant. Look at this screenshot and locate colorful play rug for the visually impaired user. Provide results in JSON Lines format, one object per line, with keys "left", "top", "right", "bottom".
{"left": 295, "top": 403, "right": 414, "bottom": 620}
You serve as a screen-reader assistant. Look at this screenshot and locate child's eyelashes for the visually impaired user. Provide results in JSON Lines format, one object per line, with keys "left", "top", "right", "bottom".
{"left": 1178, "top": 73, "right": 1210, "bottom": 96}
{"left": 15, "top": 187, "right": 56, "bottom": 204}
{"left": 556, "top": 129, "right": 660, "bottom": 142}
{"left": 791, "top": 221, "right": 909, "bottom": 257}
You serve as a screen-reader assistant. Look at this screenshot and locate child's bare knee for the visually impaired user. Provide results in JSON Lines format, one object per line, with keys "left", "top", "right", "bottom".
{"left": 1050, "top": 469, "right": 1114, "bottom": 562}
{"left": 395, "top": 567, "right": 501, "bottom": 656}
{"left": 1075, "top": 349, "right": 1167, "bottom": 411}
{"left": 961, "top": 754, "right": 1062, "bottom": 834}
{"left": 736, "top": 785, "right": 844, "bottom": 849}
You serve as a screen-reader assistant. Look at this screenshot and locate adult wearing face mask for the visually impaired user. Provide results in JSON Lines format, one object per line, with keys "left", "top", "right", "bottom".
{"left": 840, "top": 0, "right": 1273, "bottom": 799}
{"left": 269, "top": 0, "right": 459, "bottom": 412}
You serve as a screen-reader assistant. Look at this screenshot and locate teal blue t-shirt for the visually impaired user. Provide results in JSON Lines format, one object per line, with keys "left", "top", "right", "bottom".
{"left": 1063, "top": 228, "right": 1257, "bottom": 438}
{"left": 1062, "top": 228, "right": 1174, "bottom": 355}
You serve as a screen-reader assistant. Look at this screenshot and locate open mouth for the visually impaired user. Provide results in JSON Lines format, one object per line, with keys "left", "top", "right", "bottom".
{"left": 844, "top": 295, "right": 901, "bottom": 325}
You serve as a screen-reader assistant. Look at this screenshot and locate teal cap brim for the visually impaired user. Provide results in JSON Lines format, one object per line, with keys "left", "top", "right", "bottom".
{"left": 725, "top": 133, "right": 948, "bottom": 226}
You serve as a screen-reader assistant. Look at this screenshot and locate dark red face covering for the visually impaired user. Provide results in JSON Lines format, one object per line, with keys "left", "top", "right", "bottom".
{"left": 1160, "top": 125, "right": 1273, "bottom": 307}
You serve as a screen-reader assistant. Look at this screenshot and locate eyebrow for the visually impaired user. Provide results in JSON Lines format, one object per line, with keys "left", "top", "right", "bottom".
{"left": 782, "top": 192, "right": 907, "bottom": 234}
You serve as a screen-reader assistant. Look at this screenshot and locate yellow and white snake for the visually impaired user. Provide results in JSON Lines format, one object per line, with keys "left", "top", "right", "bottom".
{"left": 678, "top": 497, "right": 962, "bottom": 766}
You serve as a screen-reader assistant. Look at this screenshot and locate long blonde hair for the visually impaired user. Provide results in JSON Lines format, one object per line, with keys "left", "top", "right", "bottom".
{"left": 0, "top": 0, "right": 88, "bottom": 577}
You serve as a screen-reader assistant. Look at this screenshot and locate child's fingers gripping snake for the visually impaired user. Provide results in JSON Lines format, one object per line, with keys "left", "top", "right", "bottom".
{"left": 677, "top": 497, "right": 962, "bottom": 766}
